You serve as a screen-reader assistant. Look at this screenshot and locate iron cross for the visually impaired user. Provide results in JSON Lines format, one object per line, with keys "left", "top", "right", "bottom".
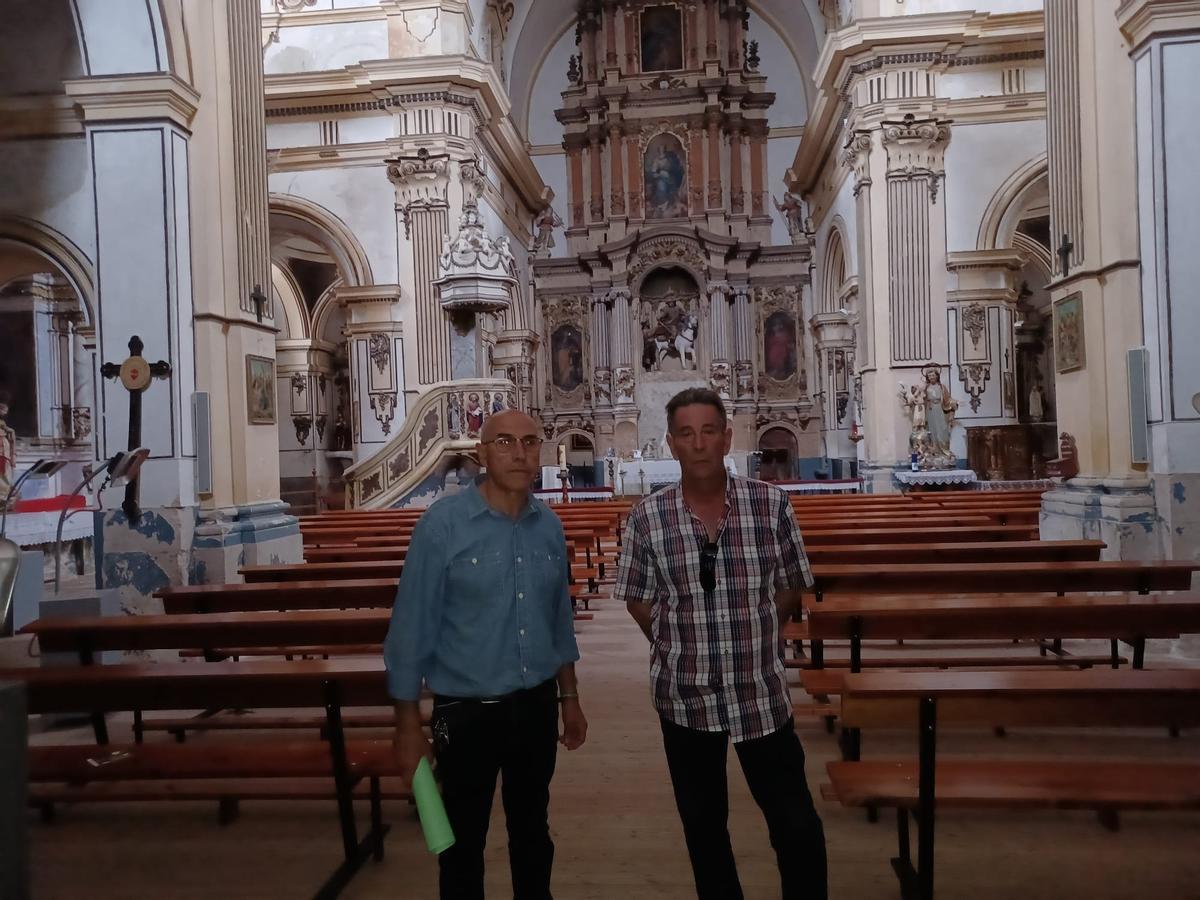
{"left": 1057, "top": 233, "right": 1074, "bottom": 277}
{"left": 251, "top": 285, "right": 268, "bottom": 323}
{"left": 100, "top": 335, "right": 171, "bottom": 523}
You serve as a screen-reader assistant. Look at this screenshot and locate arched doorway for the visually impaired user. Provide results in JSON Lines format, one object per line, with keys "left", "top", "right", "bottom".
{"left": 269, "top": 198, "right": 367, "bottom": 513}
{"left": 564, "top": 432, "right": 597, "bottom": 488}
{"left": 758, "top": 427, "right": 798, "bottom": 482}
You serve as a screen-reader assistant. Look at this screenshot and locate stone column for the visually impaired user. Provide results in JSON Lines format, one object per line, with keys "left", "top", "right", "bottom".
{"left": 748, "top": 124, "right": 767, "bottom": 218}
{"left": 1120, "top": 0, "right": 1200, "bottom": 584}
{"left": 624, "top": 6, "right": 638, "bottom": 73}
{"left": 567, "top": 144, "right": 586, "bottom": 228}
{"left": 728, "top": 122, "right": 745, "bottom": 216}
{"left": 66, "top": 0, "right": 302, "bottom": 604}
{"left": 945, "top": 251, "right": 1023, "bottom": 434}
{"left": 811, "top": 312, "right": 856, "bottom": 459}
{"left": 624, "top": 128, "right": 643, "bottom": 220}
{"left": 72, "top": 324, "right": 96, "bottom": 445}
{"left": 604, "top": 0, "right": 619, "bottom": 68}
{"left": 338, "top": 286, "right": 406, "bottom": 461}
{"left": 707, "top": 282, "right": 733, "bottom": 400}
{"left": 731, "top": 285, "right": 753, "bottom": 404}
{"left": 688, "top": 118, "right": 705, "bottom": 216}
{"left": 685, "top": 3, "right": 700, "bottom": 69}
{"left": 609, "top": 289, "right": 635, "bottom": 406}
{"left": 705, "top": 0, "right": 720, "bottom": 62}
{"left": 592, "top": 291, "right": 613, "bottom": 408}
{"left": 706, "top": 111, "right": 723, "bottom": 209}
{"left": 589, "top": 133, "right": 606, "bottom": 224}
{"left": 726, "top": 0, "right": 744, "bottom": 70}
{"left": 609, "top": 123, "right": 626, "bottom": 218}
{"left": 387, "top": 150, "right": 451, "bottom": 386}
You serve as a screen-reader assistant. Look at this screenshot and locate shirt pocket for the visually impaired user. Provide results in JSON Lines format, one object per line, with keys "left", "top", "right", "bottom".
{"left": 532, "top": 548, "right": 566, "bottom": 596}
{"left": 446, "top": 548, "right": 506, "bottom": 597}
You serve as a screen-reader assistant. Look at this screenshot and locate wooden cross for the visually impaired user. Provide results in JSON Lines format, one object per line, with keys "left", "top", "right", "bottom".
{"left": 1057, "top": 233, "right": 1074, "bottom": 277}
{"left": 251, "top": 285, "right": 268, "bottom": 323}
{"left": 100, "top": 335, "right": 171, "bottom": 523}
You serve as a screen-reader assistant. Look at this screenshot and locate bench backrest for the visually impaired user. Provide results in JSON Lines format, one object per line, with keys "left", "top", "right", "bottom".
{"left": 837, "top": 669, "right": 1200, "bottom": 730}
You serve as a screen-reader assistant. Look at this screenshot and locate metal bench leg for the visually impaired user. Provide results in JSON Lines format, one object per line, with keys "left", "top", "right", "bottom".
{"left": 916, "top": 697, "right": 938, "bottom": 900}
{"left": 891, "top": 809, "right": 919, "bottom": 900}
{"left": 312, "top": 680, "right": 390, "bottom": 900}
{"left": 370, "top": 776, "right": 384, "bottom": 862}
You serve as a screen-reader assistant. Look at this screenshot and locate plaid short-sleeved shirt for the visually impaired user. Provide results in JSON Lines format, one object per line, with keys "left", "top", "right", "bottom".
{"left": 613, "top": 475, "right": 813, "bottom": 742}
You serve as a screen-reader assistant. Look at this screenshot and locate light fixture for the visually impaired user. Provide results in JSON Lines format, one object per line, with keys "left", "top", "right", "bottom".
{"left": 53, "top": 449, "right": 150, "bottom": 594}
{"left": 0, "top": 458, "right": 69, "bottom": 539}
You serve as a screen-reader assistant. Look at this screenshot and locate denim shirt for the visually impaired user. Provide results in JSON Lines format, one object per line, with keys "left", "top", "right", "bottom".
{"left": 384, "top": 478, "right": 580, "bottom": 701}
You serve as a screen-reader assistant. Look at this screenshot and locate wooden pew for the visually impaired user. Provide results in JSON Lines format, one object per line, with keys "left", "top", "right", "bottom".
{"left": 159, "top": 579, "right": 398, "bottom": 614}
{"left": 804, "top": 540, "right": 1103, "bottom": 566}
{"left": 5, "top": 658, "right": 401, "bottom": 898}
{"left": 808, "top": 560, "right": 1199, "bottom": 601}
{"left": 800, "top": 525, "right": 1039, "bottom": 545}
{"left": 825, "top": 669, "right": 1200, "bottom": 900}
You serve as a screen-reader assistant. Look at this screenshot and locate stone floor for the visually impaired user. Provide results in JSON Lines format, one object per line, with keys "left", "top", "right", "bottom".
{"left": 26, "top": 603, "right": 1200, "bottom": 900}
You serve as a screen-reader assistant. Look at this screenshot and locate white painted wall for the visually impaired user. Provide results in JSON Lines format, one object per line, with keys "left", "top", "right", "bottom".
{"left": 943, "top": 120, "right": 1046, "bottom": 253}
{"left": 0, "top": 139, "right": 96, "bottom": 265}
{"left": 269, "top": 166, "right": 400, "bottom": 284}
{"left": 264, "top": 21, "right": 389, "bottom": 74}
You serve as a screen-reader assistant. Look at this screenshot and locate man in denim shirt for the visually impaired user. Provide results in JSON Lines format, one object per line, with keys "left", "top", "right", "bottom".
{"left": 386, "top": 409, "right": 587, "bottom": 900}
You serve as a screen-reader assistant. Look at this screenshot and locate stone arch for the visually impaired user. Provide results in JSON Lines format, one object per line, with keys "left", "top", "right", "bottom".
{"left": 271, "top": 262, "right": 310, "bottom": 342}
{"left": 977, "top": 153, "right": 1049, "bottom": 252}
{"left": 756, "top": 424, "right": 799, "bottom": 481}
{"left": 269, "top": 194, "right": 374, "bottom": 288}
{"left": 69, "top": 0, "right": 188, "bottom": 79}
{"left": 0, "top": 215, "right": 96, "bottom": 327}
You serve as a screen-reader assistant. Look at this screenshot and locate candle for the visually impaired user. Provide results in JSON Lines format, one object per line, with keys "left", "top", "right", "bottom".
{"left": 558, "top": 443, "right": 567, "bottom": 468}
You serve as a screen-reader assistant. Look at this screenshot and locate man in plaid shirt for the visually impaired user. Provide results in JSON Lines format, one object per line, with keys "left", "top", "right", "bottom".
{"left": 614, "top": 388, "right": 827, "bottom": 900}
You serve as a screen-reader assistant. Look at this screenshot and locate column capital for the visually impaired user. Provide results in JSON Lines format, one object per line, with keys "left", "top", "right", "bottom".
{"left": 881, "top": 114, "right": 952, "bottom": 180}
{"left": 841, "top": 129, "right": 874, "bottom": 196}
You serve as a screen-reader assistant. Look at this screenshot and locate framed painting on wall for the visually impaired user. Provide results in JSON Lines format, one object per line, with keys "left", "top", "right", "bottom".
{"left": 1053, "top": 292, "right": 1084, "bottom": 374}
{"left": 246, "top": 354, "right": 277, "bottom": 424}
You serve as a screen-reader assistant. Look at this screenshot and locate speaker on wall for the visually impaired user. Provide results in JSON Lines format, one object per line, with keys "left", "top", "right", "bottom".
{"left": 1126, "top": 348, "right": 1150, "bottom": 466}
{"left": 192, "top": 392, "right": 213, "bottom": 496}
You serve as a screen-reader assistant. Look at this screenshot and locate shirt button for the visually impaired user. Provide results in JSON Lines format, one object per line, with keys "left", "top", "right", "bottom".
{"left": 517, "top": 556, "right": 522, "bottom": 563}
{"left": 518, "top": 592, "right": 524, "bottom": 599}
{"left": 471, "top": 557, "right": 478, "bottom": 564}
{"left": 519, "top": 628, "right": 526, "bottom": 636}
{"left": 523, "top": 666, "right": 528, "bottom": 673}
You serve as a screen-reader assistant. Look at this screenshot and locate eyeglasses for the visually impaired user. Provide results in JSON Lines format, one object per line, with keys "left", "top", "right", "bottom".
{"left": 481, "top": 435, "right": 543, "bottom": 453}
{"left": 699, "top": 541, "right": 718, "bottom": 594}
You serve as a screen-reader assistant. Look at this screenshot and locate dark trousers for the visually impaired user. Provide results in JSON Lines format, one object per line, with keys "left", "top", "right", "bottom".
{"left": 432, "top": 680, "right": 559, "bottom": 900}
{"left": 660, "top": 716, "right": 828, "bottom": 900}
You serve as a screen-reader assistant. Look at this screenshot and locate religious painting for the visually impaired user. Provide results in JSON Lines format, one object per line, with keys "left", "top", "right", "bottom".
{"left": 551, "top": 324, "right": 584, "bottom": 392}
{"left": 639, "top": 292, "right": 699, "bottom": 372}
{"left": 643, "top": 134, "right": 688, "bottom": 220}
{"left": 245, "top": 355, "right": 276, "bottom": 424}
{"left": 1053, "top": 292, "right": 1084, "bottom": 373}
{"left": 763, "top": 310, "right": 798, "bottom": 381}
{"left": 640, "top": 5, "right": 683, "bottom": 73}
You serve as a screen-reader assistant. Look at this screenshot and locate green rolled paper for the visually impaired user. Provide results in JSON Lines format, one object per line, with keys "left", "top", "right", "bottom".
{"left": 413, "top": 756, "right": 456, "bottom": 854}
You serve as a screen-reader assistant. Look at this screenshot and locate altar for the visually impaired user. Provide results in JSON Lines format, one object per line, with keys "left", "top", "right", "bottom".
{"left": 599, "top": 456, "right": 740, "bottom": 496}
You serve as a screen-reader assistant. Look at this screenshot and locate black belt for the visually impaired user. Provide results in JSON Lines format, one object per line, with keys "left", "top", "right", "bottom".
{"left": 433, "top": 678, "right": 555, "bottom": 706}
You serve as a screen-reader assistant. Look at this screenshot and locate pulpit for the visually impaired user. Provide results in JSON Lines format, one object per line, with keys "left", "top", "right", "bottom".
{"left": 966, "top": 424, "right": 1056, "bottom": 481}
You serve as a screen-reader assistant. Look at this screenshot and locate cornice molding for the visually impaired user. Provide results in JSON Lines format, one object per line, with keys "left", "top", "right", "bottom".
{"left": 788, "top": 10, "right": 1045, "bottom": 195}
{"left": 63, "top": 73, "right": 201, "bottom": 132}
{"left": 1118, "top": 0, "right": 1200, "bottom": 52}
{"left": 946, "top": 249, "right": 1026, "bottom": 272}
{"left": 263, "top": 56, "right": 546, "bottom": 211}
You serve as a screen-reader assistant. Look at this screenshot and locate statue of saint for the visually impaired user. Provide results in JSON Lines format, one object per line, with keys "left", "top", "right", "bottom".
{"left": 898, "top": 367, "right": 959, "bottom": 468}
{"left": 532, "top": 206, "right": 562, "bottom": 254}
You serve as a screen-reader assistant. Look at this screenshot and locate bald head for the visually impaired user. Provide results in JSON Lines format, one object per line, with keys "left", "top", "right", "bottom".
{"left": 480, "top": 409, "right": 538, "bottom": 443}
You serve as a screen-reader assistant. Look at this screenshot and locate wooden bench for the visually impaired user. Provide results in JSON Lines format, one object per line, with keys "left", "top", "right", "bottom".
{"left": 804, "top": 540, "right": 1103, "bottom": 566}
{"left": 158, "top": 579, "right": 399, "bottom": 614}
{"left": 825, "top": 669, "right": 1200, "bottom": 900}
{"left": 800, "top": 525, "right": 1038, "bottom": 545}
{"left": 808, "top": 560, "right": 1199, "bottom": 601}
{"left": 5, "top": 658, "right": 402, "bottom": 899}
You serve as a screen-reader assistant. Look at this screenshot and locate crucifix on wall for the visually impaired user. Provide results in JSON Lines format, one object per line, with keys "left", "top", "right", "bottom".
{"left": 1057, "top": 233, "right": 1074, "bottom": 278}
{"left": 100, "top": 335, "right": 171, "bottom": 523}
